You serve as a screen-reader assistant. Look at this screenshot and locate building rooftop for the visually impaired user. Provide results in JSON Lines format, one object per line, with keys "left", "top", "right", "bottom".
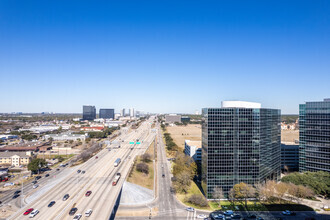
{"left": 221, "top": 101, "right": 261, "bottom": 109}
{"left": 0, "top": 151, "right": 30, "bottom": 158}
{"left": 185, "top": 140, "right": 202, "bottom": 148}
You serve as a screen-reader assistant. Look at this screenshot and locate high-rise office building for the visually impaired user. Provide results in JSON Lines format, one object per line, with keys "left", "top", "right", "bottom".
{"left": 202, "top": 101, "right": 281, "bottom": 198}
{"left": 99, "top": 109, "right": 115, "bottom": 119}
{"left": 121, "top": 109, "right": 125, "bottom": 117}
{"left": 82, "top": 105, "right": 96, "bottom": 120}
{"left": 129, "top": 108, "right": 135, "bottom": 117}
{"left": 299, "top": 98, "right": 330, "bottom": 173}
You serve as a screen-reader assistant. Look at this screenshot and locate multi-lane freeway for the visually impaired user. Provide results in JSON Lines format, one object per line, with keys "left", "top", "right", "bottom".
{"left": 9, "top": 119, "right": 155, "bottom": 220}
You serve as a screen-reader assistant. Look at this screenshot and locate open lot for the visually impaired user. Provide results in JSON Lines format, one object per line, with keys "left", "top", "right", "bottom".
{"left": 281, "top": 130, "right": 299, "bottom": 143}
{"left": 166, "top": 124, "right": 201, "bottom": 149}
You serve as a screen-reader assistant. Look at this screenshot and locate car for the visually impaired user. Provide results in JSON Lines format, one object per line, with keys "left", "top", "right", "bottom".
{"left": 32, "top": 180, "right": 38, "bottom": 184}
{"left": 82, "top": 171, "right": 85, "bottom": 174}
{"left": 247, "top": 214, "right": 257, "bottom": 219}
{"left": 85, "top": 209, "right": 93, "bottom": 217}
{"left": 77, "top": 170, "right": 81, "bottom": 173}
{"left": 48, "top": 201, "right": 56, "bottom": 207}
{"left": 69, "top": 207, "right": 78, "bottom": 216}
{"left": 232, "top": 214, "right": 241, "bottom": 219}
{"left": 12, "top": 194, "right": 20, "bottom": 199}
{"left": 162, "top": 174, "right": 165, "bottom": 178}
{"left": 56, "top": 168, "right": 60, "bottom": 171}
{"left": 73, "top": 214, "right": 82, "bottom": 220}
{"left": 63, "top": 194, "right": 69, "bottom": 201}
{"left": 85, "top": 191, "right": 92, "bottom": 197}
{"left": 95, "top": 156, "right": 98, "bottom": 159}
{"left": 33, "top": 184, "right": 39, "bottom": 189}
{"left": 23, "top": 208, "right": 34, "bottom": 215}
{"left": 14, "top": 190, "right": 21, "bottom": 195}
{"left": 282, "top": 210, "right": 291, "bottom": 216}
{"left": 224, "top": 210, "right": 234, "bottom": 216}
{"left": 257, "top": 217, "right": 264, "bottom": 220}
{"left": 45, "top": 174, "right": 50, "bottom": 177}
{"left": 186, "top": 207, "right": 195, "bottom": 212}
{"left": 35, "top": 176, "right": 41, "bottom": 180}
{"left": 197, "top": 214, "right": 207, "bottom": 219}
{"left": 29, "top": 209, "right": 39, "bottom": 218}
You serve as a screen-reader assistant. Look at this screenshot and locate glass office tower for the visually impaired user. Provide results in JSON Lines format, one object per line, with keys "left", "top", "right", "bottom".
{"left": 83, "top": 105, "right": 96, "bottom": 120}
{"left": 99, "top": 109, "right": 115, "bottom": 119}
{"left": 299, "top": 99, "right": 330, "bottom": 172}
{"left": 202, "top": 101, "right": 281, "bottom": 198}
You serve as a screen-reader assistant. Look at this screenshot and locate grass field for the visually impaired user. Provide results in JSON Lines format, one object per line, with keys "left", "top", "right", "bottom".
{"left": 127, "top": 140, "right": 155, "bottom": 190}
{"left": 166, "top": 124, "right": 201, "bottom": 150}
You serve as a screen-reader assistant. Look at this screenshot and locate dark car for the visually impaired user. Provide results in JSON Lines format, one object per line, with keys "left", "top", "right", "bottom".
{"left": 82, "top": 171, "right": 85, "bottom": 174}
{"left": 248, "top": 214, "right": 257, "bottom": 219}
{"left": 56, "top": 168, "right": 60, "bottom": 171}
{"left": 14, "top": 190, "right": 21, "bottom": 195}
{"left": 35, "top": 176, "right": 41, "bottom": 180}
{"left": 45, "top": 174, "right": 50, "bottom": 177}
{"left": 77, "top": 170, "right": 81, "bottom": 173}
{"left": 48, "top": 201, "right": 56, "bottom": 207}
{"left": 63, "top": 194, "right": 70, "bottom": 201}
{"left": 85, "top": 191, "right": 92, "bottom": 197}
{"left": 12, "top": 194, "right": 20, "bottom": 199}
{"left": 162, "top": 174, "right": 165, "bottom": 178}
{"left": 32, "top": 180, "right": 38, "bottom": 184}
{"left": 232, "top": 214, "right": 241, "bottom": 219}
{"left": 69, "top": 207, "right": 78, "bottom": 216}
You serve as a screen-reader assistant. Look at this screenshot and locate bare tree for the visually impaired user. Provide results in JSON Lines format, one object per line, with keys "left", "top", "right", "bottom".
{"left": 212, "top": 186, "right": 224, "bottom": 208}
{"left": 228, "top": 188, "right": 236, "bottom": 206}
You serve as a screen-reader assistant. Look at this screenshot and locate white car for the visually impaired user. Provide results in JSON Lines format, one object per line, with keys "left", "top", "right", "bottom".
{"left": 197, "top": 214, "right": 207, "bottom": 218}
{"left": 85, "top": 209, "right": 93, "bottom": 217}
{"left": 73, "top": 214, "right": 82, "bottom": 220}
{"left": 29, "top": 209, "right": 39, "bottom": 218}
{"left": 33, "top": 184, "right": 39, "bottom": 189}
{"left": 186, "top": 207, "right": 195, "bottom": 212}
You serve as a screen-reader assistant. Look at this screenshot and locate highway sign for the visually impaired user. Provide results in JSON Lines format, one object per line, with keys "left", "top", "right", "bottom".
{"left": 129, "top": 142, "right": 134, "bottom": 144}
{"left": 136, "top": 142, "right": 141, "bottom": 144}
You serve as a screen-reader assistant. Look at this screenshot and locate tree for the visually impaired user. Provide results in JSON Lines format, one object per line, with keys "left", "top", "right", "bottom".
{"left": 212, "top": 186, "right": 224, "bottom": 208}
{"left": 275, "top": 182, "right": 288, "bottom": 203}
{"left": 228, "top": 188, "right": 236, "bottom": 206}
{"left": 185, "top": 194, "right": 208, "bottom": 207}
{"left": 233, "top": 182, "right": 255, "bottom": 208}
{"left": 136, "top": 163, "right": 149, "bottom": 174}
{"left": 141, "top": 153, "right": 152, "bottom": 163}
{"left": 173, "top": 170, "right": 191, "bottom": 193}
{"left": 28, "top": 158, "right": 47, "bottom": 173}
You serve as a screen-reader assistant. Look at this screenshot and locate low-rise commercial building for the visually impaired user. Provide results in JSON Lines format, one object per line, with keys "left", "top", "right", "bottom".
{"left": 281, "top": 143, "right": 299, "bottom": 172}
{"left": 184, "top": 140, "right": 202, "bottom": 162}
{"left": 0, "top": 152, "right": 31, "bottom": 167}
{"left": 81, "top": 127, "right": 104, "bottom": 132}
{"left": 44, "top": 133, "right": 88, "bottom": 141}
{"left": 165, "top": 114, "right": 181, "bottom": 123}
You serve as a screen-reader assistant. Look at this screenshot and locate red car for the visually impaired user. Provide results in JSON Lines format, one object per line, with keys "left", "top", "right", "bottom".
{"left": 95, "top": 156, "right": 98, "bottom": 159}
{"left": 23, "top": 208, "right": 34, "bottom": 215}
{"left": 85, "top": 191, "right": 92, "bottom": 197}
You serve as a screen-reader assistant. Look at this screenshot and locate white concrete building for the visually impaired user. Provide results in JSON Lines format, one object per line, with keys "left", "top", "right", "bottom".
{"left": 184, "top": 140, "right": 202, "bottom": 162}
{"left": 44, "top": 133, "right": 88, "bottom": 141}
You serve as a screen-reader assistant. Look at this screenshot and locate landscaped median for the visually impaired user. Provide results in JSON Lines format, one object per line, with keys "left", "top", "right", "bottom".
{"left": 127, "top": 140, "right": 156, "bottom": 190}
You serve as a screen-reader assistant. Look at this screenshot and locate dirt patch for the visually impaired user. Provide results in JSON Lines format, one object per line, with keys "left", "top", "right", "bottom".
{"left": 166, "top": 124, "right": 201, "bottom": 149}
{"left": 281, "top": 130, "right": 299, "bottom": 143}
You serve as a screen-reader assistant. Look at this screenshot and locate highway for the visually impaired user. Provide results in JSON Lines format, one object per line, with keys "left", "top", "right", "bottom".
{"left": 9, "top": 119, "right": 155, "bottom": 220}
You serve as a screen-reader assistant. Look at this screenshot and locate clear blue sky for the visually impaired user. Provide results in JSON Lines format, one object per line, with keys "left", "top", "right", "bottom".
{"left": 0, "top": 0, "right": 329, "bottom": 114}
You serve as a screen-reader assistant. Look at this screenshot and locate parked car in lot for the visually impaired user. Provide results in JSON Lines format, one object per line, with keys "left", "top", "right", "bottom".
{"left": 48, "top": 201, "right": 55, "bottom": 207}
{"left": 232, "top": 214, "right": 241, "bottom": 219}
{"left": 224, "top": 210, "right": 234, "bottom": 216}
{"left": 85, "top": 209, "right": 93, "bottom": 217}
{"left": 247, "top": 214, "right": 257, "bottom": 219}
{"left": 73, "top": 214, "right": 82, "bottom": 220}
{"left": 85, "top": 191, "right": 92, "bottom": 197}
{"left": 69, "top": 207, "right": 78, "bottom": 216}
{"left": 282, "top": 210, "right": 295, "bottom": 216}
{"left": 23, "top": 208, "right": 34, "bottom": 215}
{"left": 63, "top": 194, "right": 69, "bottom": 201}
{"left": 186, "top": 207, "right": 195, "bottom": 212}
{"left": 29, "top": 209, "right": 39, "bottom": 218}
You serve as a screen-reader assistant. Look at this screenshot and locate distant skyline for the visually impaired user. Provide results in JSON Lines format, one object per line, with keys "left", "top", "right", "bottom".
{"left": 1, "top": 1, "right": 329, "bottom": 114}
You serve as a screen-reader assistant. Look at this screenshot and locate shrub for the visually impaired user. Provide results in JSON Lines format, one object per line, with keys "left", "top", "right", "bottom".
{"left": 185, "top": 194, "right": 208, "bottom": 207}
{"left": 141, "top": 153, "right": 152, "bottom": 163}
